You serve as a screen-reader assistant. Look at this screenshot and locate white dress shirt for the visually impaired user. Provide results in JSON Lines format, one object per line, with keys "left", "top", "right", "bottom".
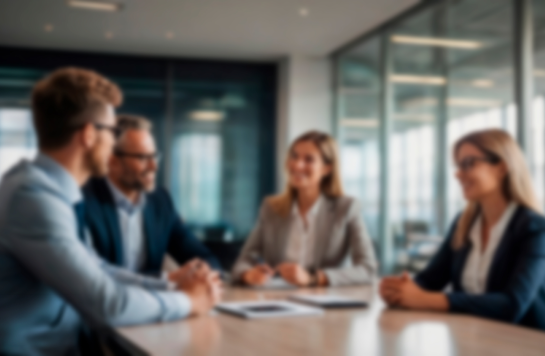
{"left": 284, "top": 195, "right": 323, "bottom": 269}
{"left": 106, "top": 179, "right": 147, "bottom": 272}
{"left": 462, "top": 202, "right": 518, "bottom": 294}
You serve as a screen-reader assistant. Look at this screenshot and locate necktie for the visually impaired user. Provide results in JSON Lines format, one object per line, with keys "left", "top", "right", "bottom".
{"left": 73, "top": 201, "right": 86, "bottom": 242}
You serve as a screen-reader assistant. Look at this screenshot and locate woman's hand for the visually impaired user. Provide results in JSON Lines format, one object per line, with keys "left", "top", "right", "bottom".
{"left": 379, "top": 273, "right": 407, "bottom": 306}
{"left": 276, "top": 262, "right": 311, "bottom": 286}
{"left": 242, "top": 264, "right": 274, "bottom": 286}
{"left": 380, "top": 272, "right": 449, "bottom": 311}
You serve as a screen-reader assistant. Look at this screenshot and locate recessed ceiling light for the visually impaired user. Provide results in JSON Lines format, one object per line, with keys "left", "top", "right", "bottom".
{"left": 394, "top": 114, "right": 434, "bottom": 122}
{"left": 67, "top": 0, "right": 122, "bottom": 12}
{"left": 471, "top": 79, "right": 494, "bottom": 88}
{"left": 189, "top": 110, "right": 225, "bottom": 122}
{"left": 165, "top": 31, "right": 174, "bottom": 39}
{"left": 341, "top": 119, "right": 378, "bottom": 128}
{"left": 299, "top": 7, "right": 309, "bottom": 17}
{"left": 390, "top": 74, "right": 447, "bottom": 86}
{"left": 391, "top": 35, "right": 482, "bottom": 49}
{"left": 44, "top": 24, "right": 54, "bottom": 32}
{"left": 105, "top": 31, "right": 113, "bottom": 39}
{"left": 534, "top": 69, "right": 545, "bottom": 77}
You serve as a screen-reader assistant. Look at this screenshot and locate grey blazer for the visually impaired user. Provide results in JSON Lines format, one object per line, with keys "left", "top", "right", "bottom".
{"left": 232, "top": 196, "right": 378, "bottom": 286}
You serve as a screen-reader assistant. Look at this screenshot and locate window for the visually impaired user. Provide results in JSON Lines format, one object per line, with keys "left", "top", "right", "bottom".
{"left": 334, "top": 0, "right": 521, "bottom": 271}
{"left": 171, "top": 134, "right": 222, "bottom": 224}
{"left": 0, "top": 49, "right": 277, "bottom": 241}
{"left": 0, "top": 108, "right": 36, "bottom": 180}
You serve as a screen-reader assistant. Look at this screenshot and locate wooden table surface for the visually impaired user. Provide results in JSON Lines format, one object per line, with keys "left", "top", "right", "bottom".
{"left": 116, "top": 284, "right": 545, "bottom": 356}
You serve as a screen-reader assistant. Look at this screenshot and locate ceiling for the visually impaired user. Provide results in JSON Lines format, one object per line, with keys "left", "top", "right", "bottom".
{"left": 0, "top": 0, "right": 417, "bottom": 61}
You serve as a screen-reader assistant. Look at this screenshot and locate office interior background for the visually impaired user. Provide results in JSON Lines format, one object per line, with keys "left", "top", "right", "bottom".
{"left": 0, "top": 0, "right": 543, "bottom": 273}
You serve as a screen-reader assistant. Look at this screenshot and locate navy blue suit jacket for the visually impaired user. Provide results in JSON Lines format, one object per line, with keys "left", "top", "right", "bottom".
{"left": 415, "top": 206, "right": 545, "bottom": 330}
{"left": 83, "top": 178, "right": 220, "bottom": 274}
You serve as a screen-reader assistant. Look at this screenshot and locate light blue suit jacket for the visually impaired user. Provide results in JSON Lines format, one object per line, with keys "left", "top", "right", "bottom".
{"left": 0, "top": 155, "right": 191, "bottom": 356}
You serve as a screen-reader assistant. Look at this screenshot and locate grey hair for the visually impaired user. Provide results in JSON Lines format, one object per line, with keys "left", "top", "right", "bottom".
{"left": 117, "top": 114, "right": 152, "bottom": 132}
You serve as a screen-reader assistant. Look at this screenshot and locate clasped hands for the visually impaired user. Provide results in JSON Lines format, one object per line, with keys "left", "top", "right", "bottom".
{"left": 379, "top": 272, "right": 448, "bottom": 311}
{"left": 242, "top": 262, "right": 328, "bottom": 287}
{"left": 168, "top": 259, "right": 223, "bottom": 316}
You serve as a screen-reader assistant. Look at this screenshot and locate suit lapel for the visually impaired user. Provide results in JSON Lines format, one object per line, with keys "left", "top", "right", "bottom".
{"left": 143, "top": 202, "right": 158, "bottom": 271}
{"left": 485, "top": 206, "right": 522, "bottom": 291}
{"left": 312, "top": 198, "right": 335, "bottom": 269}
{"left": 273, "top": 212, "right": 294, "bottom": 266}
{"left": 99, "top": 180, "right": 124, "bottom": 265}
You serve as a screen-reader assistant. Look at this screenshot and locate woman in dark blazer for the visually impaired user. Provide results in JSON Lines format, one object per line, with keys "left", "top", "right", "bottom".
{"left": 380, "top": 129, "right": 545, "bottom": 331}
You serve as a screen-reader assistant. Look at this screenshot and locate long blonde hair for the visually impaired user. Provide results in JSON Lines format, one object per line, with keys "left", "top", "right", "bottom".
{"left": 267, "top": 131, "right": 344, "bottom": 216}
{"left": 452, "top": 129, "right": 541, "bottom": 249}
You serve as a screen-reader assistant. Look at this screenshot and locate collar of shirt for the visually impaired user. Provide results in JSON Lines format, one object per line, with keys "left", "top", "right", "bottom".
{"left": 463, "top": 201, "right": 518, "bottom": 294}
{"left": 291, "top": 195, "right": 323, "bottom": 218}
{"left": 106, "top": 178, "right": 146, "bottom": 216}
{"left": 34, "top": 153, "right": 82, "bottom": 205}
{"left": 469, "top": 201, "right": 519, "bottom": 249}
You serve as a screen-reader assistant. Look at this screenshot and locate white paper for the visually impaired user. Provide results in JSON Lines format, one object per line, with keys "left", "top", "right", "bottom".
{"left": 249, "top": 277, "right": 298, "bottom": 290}
{"left": 216, "top": 300, "right": 323, "bottom": 319}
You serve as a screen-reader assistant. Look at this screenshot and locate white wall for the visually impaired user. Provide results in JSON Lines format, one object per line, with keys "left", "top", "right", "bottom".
{"left": 276, "top": 55, "right": 333, "bottom": 190}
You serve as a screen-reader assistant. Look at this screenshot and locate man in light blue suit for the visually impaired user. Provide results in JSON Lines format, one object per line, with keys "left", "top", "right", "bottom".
{"left": 0, "top": 67, "right": 221, "bottom": 356}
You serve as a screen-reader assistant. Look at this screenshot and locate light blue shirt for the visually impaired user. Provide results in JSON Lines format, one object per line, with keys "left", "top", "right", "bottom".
{"left": 0, "top": 154, "right": 191, "bottom": 356}
{"left": 106, "top": 179, "right": 147, "bottom": 271}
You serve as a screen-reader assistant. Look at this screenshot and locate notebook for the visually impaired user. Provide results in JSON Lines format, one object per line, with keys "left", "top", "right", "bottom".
{"left": 288, "top": 294, "right": 368, "bottom": 309}
{"left": 215, "top": 300, "right": 323, "bottom": 319}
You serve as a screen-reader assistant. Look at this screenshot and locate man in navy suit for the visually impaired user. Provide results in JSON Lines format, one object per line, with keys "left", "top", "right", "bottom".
{"left": 83, "top": 114, "right": 220, "bottom": 278}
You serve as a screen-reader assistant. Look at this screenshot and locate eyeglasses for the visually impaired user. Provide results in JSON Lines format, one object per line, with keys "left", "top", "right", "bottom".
{"left": 114, "top": 150, "right": 162, "bottom": 163}
{"left": 93, "top": 123, "right": 122, "bottom": 139}
{"left": 456, "top": 156, "right": 500, "bottom": 172}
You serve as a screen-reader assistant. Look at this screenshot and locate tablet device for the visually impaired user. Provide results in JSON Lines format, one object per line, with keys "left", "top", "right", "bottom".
{"left": 216, "top": 300, "right": 323, "bottom": 319}
{"left": 288, "top": 294, "right": 368, "bottom": 309}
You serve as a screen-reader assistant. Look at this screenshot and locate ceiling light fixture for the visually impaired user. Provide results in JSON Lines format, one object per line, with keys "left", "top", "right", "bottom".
{"left": 390, "top": 74, "right": 446, "bottom": 86}
{"left": 165, "top": 31, "right": 174, "bottom": 39}
{"left": 402, "top": 97, "right": 501, "bottom": 108}
{"left": 341, "top": 119, "right": 379, "bottom": 128}
{"left": 471, "top": 79, "right": 494, "bottom": 88}
{"left": 391, "top": 35, "right": 482, "bottom": 49}
{"left": 105, "top": 31, "right": 113, "bottom": 39}
{"left": 44, "top": 24, "right": 54, "bottom": 32}
{"left": 67, "top": 0, "right": 122, "bottom": 12}
{"left": 299, "top": 7, "right": 309, "bottom": 17}
{"left": 394, "top": 114, "right": 434, "bottom": 122}
{"left": 190, "top": 110, "right": 225, "bottom": 122}
{"left": 448, "top": 98, "right": 501, "bottom": 107}
{"left": 534, "top": 69, "right": 545, "bottom": 77}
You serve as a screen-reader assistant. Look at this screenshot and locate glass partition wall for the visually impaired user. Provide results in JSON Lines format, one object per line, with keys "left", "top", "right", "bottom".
{"left": 334, "top": 0, "right": 539, "bottom": 273}
{"left": 0, "top": 48, "right": 277, "bottom": 243}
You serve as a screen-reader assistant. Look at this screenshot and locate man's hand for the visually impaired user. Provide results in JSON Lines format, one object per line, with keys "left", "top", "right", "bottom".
{"left": 276, "top": 262, "right": 311, "bottom": 286}
{"left": 169, "top": 259, "right": 222, "bottom": 316}
{"left": 168, "top": 259, "right": 210, "bottom": 290}
{"left": 242, "top": 264, "right": 274, "bottom": 286}
{"left": 183, "top": 270, "right": 222, "bottom": 316}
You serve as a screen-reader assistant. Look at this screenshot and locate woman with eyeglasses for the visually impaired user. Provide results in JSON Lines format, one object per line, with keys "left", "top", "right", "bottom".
{"left": 380, "top": 129, "right": 545, "bottom": 330}
{"left": 232, "top": 131, "right": 378, "bottom": 287}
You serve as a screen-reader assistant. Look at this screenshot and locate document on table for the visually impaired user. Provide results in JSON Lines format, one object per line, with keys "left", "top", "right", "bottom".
{"left": 216, "top": 300, "right": 323, "bottom": 319}
{"left": 289, "top": 294, "right": 368, "bottom": 308}
{"left": 249, "top": 277, "right": 298, "bottom": 290}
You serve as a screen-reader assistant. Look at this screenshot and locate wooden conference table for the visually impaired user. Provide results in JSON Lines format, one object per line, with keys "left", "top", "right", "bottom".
{"left": 115, "top": 284, "right": 545, "bottom": 356}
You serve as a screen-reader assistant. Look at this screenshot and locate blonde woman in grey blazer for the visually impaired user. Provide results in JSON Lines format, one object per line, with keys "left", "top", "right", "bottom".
{"left": 232, "top": 131, "right": 378, "bottom": 287}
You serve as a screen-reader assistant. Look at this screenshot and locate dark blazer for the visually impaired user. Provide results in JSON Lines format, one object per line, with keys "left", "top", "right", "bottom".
{"left": 83, "top": 178, "right": 220, "bottom": 275}
{"left": 415, "top": 205, "right": 545, "bottom": 330}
